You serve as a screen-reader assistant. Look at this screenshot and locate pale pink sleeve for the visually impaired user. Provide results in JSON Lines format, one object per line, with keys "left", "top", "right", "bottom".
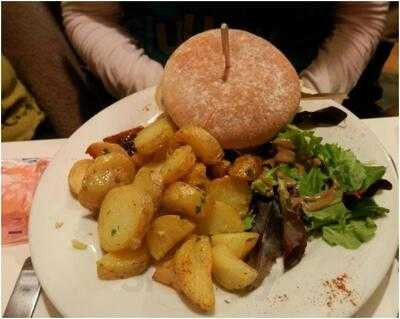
{"left": 61, "top": 2, "right": 164, "bottom": 99}
{"left": 301, "top": 2, "right": 389, "bottom": 94}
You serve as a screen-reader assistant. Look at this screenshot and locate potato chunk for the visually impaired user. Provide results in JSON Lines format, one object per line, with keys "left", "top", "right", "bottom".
{"left": 132, "top": 165, "right": 163, "bottom": 206}
{"left": 228, "top": 155, "right": 262, "bottom": 181}
{"left": 197, "top": 201, "right": 244, "bottom": 235}
{"left": 97, "top": 246, "right": 150, "bottom": 280}
{"left": 182, "top": 162, "right": 209, "bottom": 190}
{"left": 207, "top": 176, "right": 251, "bottom": 217}
{"left": 78, "top": 152, "right": 136, "bottom": 211}
{"left": 152, "top": 257, "right": 178, "bottom": 290}
{"left": 98, "top": 184, "right": 154, "bottom": 252}
{"left": 211, "top": 232, "right": 259, "bottom": 259}
{"left": 174, "top": 126, "right": 223, "bottom": 164}
{"left": 146, "top": 215, "right": 195, "bottom": 260}
{"left": 86, "top": 142, "right": 127, "bottom": 158}
{"left": 68, "top": 159, "right": 93, "bottom": 197}
{"left": 134, "top": 117, "right": 175, "bottom": 156}
{"left": 130, "top": 152, "right": 150, "bottom": 168}
{"left": 212, "top": 245, "right": 258, "bottom": 290}
{"left": 161, "top": 182, "right": 208, "bottom": 220}
{"left": 160, "top": 145, "right": 196, "bottom": 184}
{"left": 209, "top": 160, "right": 231, "bottom": 178}
{"left": 175, "top": 236, "right": 214, "bottom": 313}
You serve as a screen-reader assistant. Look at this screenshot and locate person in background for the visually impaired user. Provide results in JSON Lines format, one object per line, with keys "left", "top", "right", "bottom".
{"left": 62, "top": 2, "right": 389, "bottom": 100}
{"left": 2, "top": 2, "right": 112, "bottom": 140}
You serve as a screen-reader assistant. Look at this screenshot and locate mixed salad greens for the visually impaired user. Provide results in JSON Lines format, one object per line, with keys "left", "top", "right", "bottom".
{"left": 251, "top": 124, "right": 390, "bottom": 249}
{"left": 234, "top": 107, "right": 392, "bottom": 290}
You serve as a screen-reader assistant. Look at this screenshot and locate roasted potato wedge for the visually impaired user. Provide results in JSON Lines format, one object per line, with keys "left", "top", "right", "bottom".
{"left": 68, "top": 159, "right": 93, "bottom": 197}
{"left": 197, "top": 201, "right": 244, "bottom": 235}
{"left": 86, "top": 142, "right": 127, "bottom": 158}
{"left": 134, "top": 117, "right": 175, "bottom": 156}
{"left": 132, "top": 165, "right": 163, "bottom": 206}
{"left": 152, "top": 133, "right": 181, "bottom": 163}
{"left": 174, "top": 126, "right": 223, "bottom": 164}
{"left": 98, "top": 184, "right": 154, "bottom": 252}
{"left": 175, "top": 236, "right": 214, "bottom": 313}
{"left": 161, "top": 182, "right": 209, "bottom": 220}
{"left": 78, "top": 152, "right": 136, "bottom": 211}
{"left": 146, "top": 215, "right": 195, "bottom": 260}
{"left": 97, "top": 246, "right": 150, "bottom": 280}
{"left": 212, "top": 244, "right": 258, "bottom": 290}
{"left": 152, "top": 257, "right": 178, "bottom": 290}
{"left": 228, "top": 155, "right": 262, "bottom": 181}
{"left": 207, "top": 176, "right": 251, "bottom": 217}
{"left": 182, "top": 162, "right": 209, "bottom": 190}
{"left": 209, "top": 160, "right": 231, "bottom": 178}
{"left": 160, "top": 145, "right": 196, "bottom": 184}
{"left": 131, "top": 152, "right": 150, "bottom": 168}
{"left": 211, "top": 232, "right": 259, "bottom": 259}
{"left": 143, "top": 160, "right": 165, "bottom": 173}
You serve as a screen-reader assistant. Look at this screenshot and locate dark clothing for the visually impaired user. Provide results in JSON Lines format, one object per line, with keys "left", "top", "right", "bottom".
{"left": 122, "top": 2, "right": 336, "bottom": 72}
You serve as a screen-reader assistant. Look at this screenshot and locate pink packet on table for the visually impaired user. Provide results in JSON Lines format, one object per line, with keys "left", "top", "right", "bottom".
{"left": 2, "top": 158, "right": 50, "bottom": 245}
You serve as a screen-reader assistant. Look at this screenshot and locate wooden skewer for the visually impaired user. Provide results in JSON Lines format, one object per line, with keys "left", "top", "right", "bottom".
{"left": 221, "top": 23, "right": 230, "bottom": 81}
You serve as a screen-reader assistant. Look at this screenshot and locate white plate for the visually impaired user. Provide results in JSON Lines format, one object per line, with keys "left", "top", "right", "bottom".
{"left": 29, "top": 87, "right": 398, "bottom": 317}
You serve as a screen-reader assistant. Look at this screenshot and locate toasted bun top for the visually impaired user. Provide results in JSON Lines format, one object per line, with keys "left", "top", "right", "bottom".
{"left": 161, "top": 29, "right": 300, "bottom": 149}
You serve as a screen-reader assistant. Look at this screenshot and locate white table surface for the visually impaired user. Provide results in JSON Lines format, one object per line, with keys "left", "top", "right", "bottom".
{"left": 2, "top": 117, "right": 398, "bottom": 317}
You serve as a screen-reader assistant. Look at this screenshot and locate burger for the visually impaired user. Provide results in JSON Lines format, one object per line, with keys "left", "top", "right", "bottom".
{"left": 156, "top": 28, "right": 300, "bottom": 149}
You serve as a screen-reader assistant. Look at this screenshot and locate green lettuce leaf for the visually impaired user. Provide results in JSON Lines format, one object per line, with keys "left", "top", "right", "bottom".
{"left": 277, "top": 125, "right": 322, "bottom": 156}
{"left": 277, "top": 127, "right": 374, "bottom": 193}
{"left": 304, "top": 201, "right": 349, "bottom": 230}
{"left": 298, "top": 167, "right": 328, "bottom": 196}
{"left": 346, "top": 197, "right": 389, "bottom": 218}
{"left": 322, "top": 218, "right": 377, "bottom": 249}
{"left": 315, "top": 143, "right": 366, "bottom": 192}
{"left": 243, "top": 213, "right": 255, "bottom": 231}
{"left": 278, "top": 164, "right": 303, "bottom": 181}
{"left": 305, "top": 197, "right": 387, "bottom": 249}
{"left": 362, "top": 165, "right": 386, "bottom": 189}
{"left": 322, "top": 225, "right": 363, "bottom": 249}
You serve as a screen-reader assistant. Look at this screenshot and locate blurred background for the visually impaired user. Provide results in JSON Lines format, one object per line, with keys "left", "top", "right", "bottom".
{"left": 1, "top": 1, "right": 398, "bottom": 141}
